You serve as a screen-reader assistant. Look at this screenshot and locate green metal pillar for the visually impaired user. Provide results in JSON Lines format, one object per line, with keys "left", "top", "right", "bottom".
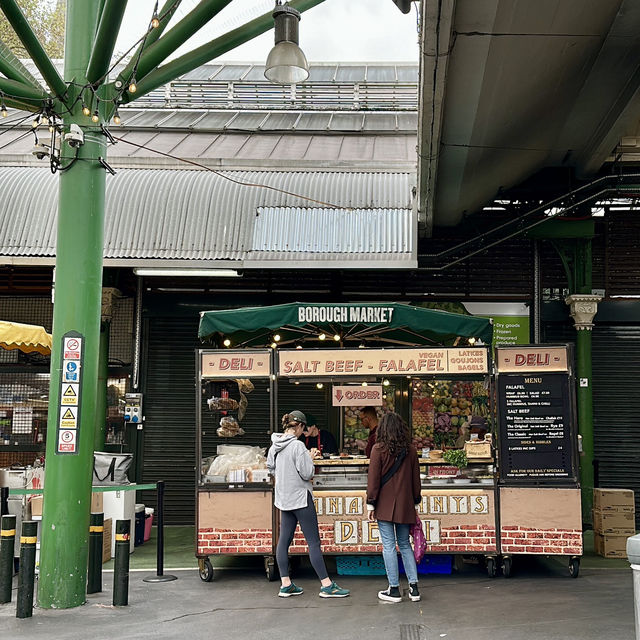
{"left": 38, "top": 0, "right": 105, "bottom": 609}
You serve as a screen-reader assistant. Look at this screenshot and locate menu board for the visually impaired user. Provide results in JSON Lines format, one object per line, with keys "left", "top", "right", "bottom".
{"left": 497, "top": 373, "right": 575, "bottom": 483}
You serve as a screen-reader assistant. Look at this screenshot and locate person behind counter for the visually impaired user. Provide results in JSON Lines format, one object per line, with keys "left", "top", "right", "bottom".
{"left": 356, "top": 406, "right": 379, "bottom": 458}
{"left": 267, "top": 410, "right": 350, "bottom": 599}
{"left": 299, "top": 413, "right": 338, "bottom": 457}
{"left": 367, "top": 411, "right": 421, "bottom": 603}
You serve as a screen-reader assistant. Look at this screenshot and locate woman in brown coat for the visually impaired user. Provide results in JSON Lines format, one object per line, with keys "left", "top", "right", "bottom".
{"left": 367, "top": 412, "right": 421, "bottom": 603}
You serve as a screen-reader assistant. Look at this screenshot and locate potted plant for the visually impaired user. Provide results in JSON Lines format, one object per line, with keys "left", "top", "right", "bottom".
{"left": 442, "top": 449, "right": 469, "bottom": 483}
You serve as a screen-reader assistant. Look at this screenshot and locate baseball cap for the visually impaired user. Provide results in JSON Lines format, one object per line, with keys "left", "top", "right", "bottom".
{"left": 288, "top": 410, "right": 306, "bottom": 424}
{"left": 304, "top": 413, "right": 317, "bottom": 427}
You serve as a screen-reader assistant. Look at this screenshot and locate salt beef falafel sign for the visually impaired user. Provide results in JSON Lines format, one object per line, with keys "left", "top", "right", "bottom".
{"left": 278, "top": 348, "right": 488, "bottom": 377}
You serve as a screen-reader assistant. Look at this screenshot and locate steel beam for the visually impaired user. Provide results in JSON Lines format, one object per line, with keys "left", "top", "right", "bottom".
{"left": 120, "top": 0, "right": 232, "bottom": 87}
{"left": 0, "top": 0, "right": 66, "bottom": 97}
{"left": 86, "top": 0, "right": 129, "bottom": 84}
{"left": 0, "top": 38, "right": 42, "bottom": 89}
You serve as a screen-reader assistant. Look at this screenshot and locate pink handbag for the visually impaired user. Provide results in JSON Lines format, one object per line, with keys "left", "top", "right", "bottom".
{"left": 411, "top": 513, "right": 427, "bottom": 564}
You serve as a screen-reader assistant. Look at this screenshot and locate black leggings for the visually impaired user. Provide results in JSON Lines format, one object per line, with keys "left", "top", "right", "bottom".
{"left": 276, "top": 492, "right": 328, "bottom": 581}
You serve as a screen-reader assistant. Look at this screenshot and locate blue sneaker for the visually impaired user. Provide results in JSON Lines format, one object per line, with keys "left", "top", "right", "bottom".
{"left": 279, "top": 582, "right": 304, "bottom": 598}
{"left": 319, "top": 581, "right": 350, "bottom": 598}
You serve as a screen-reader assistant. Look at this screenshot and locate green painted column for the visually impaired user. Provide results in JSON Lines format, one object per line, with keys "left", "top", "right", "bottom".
{"left": 95, "top": 321, "right": 109, "bottom": 451}
{"left": 38, "top": 0, "right": 105, "bottom": 609}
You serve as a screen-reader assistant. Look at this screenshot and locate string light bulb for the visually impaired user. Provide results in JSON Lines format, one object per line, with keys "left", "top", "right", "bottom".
{"left": 82, "top": 103, "right": 91, "bottom": 117}
{"left": 273, "top": 334, "right": 281, "bottom": 342}
{"left": 383, "top": 379, "right": 390, "bottom": 386}
{"left": 113, "top": 110, "right": 121, "bottom": 125}
{"left": 333, "top": 334, "right": 340, "bottom": 341}
{"left": 128, "top": 79, "right": 137, "bottom": 93}
{"left": 468, "top": 337, "right": 476, "bottom": 345}
{"left": 91, "top": 110, "right": 100, "bottom": 123}
{"left": 270, "top": 342, "right": 277, "bottom": 349}
{"left": 1, "top": 104, "right": 7, "bottom": 118}
{"left": 318, "top": 333, "right": 326, "bottom": 341}
{"left": 31, "top": 115, "right": 40, "bottom": 128}
{"left": 223, "top": 338, "right": 231, "bottom": 347}
{"left": 41, "top": 114, "right": 49, "bottom": 125}
{"left": 151, "top": 14, "right": 160, "bottom": 28}
{"left": 316, "top": 383, "right": 323, "bottom": 389}
{"left": 295, "top": 343, "right": 303, "bottom": 350}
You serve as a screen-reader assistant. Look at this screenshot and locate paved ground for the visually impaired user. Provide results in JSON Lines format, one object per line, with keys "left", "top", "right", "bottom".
{"left": 0, "top": 557, "right": 635, "bottom": 640}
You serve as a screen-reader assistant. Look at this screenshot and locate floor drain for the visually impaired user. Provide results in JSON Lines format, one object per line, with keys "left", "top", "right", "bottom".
{"left": 400, "top": 623, "right": 426, "bottom": 640}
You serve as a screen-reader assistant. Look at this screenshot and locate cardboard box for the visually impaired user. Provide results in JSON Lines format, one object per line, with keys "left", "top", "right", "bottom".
{"left": 91, "top": 491, "right": 103, "bottom": 513}
{"left": 102, "top": 518, "right": 112, "bottom": 563}
{"left": 30, "top": 494, "right": 43, "bottom": 517}
{"left": 593, "top": 489, "right": 635, "bottom": 513}
{"left": 593, "top": 509, "right": 636, "bottom": 535}
{"left": 594, "top": 532, "right": 629, "bottom": 559}
{"left": 30, "top": 492, "right": 102, "bottom": 518}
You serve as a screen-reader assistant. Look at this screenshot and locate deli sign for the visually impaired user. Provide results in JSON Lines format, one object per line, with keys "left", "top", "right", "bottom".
{"left": 278, "top": 348, "right": 488, "bottom": 377}
{"left": 332, "top": 385, "right": 383, "bottom": 407}
{"left": 201, "top": 350, "right": 271, "bottom": 378}
{"left": 495, "top": 346, "right": 568, "bottom": 373}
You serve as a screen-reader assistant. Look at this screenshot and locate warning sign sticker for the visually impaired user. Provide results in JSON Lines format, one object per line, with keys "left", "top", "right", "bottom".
{"left": 61, "top": 383, "right": 79, "bottom": 406}
{"left": 59, "top": 406, "right": 77, "bottom": 429}
{"left": 64, "top": 336, "right": 82, "bottom": 355}
{"left": 57, "top": 429, "right": 76, "bottom": 452}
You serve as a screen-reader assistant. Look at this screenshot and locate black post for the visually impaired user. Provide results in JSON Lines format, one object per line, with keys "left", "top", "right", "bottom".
{"left": 16, "top": 520, "right": 37, "bottom": 618}
{"left": 112, "top": 519, "right": 130, "bottom": 606}
{"left": 1, "top": 486, "right": 8, "bottom": 516}
{"left": 0, "top": 514, "right": 16, "bottom": 604}
{"left": 143, "top": 481, "right": 176, "bottom": 583}
{"left": 87, "top": 512, "right": 103, "bottom": 594}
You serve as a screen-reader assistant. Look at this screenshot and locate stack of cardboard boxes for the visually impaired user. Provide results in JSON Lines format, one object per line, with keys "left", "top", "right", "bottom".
{"left": 593, "top": 488, "right": 635, "bottom": 558}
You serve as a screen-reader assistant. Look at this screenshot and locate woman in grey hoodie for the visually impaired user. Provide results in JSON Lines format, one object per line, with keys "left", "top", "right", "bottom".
{"left": 267, "top": 410, "right": 350, "bottom": 599}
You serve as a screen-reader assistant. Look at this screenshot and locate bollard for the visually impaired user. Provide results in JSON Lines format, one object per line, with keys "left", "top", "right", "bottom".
{"left": 16, "top": 520, "right": 37, "bottom": 618}
{"left": 1, "top": 486, "right": 8, "bottom": 517}
{"left": 113, "top": 519, "right": 130, "bottom": 606}
{"left": 0, "top": 514, "right": 16, "bottom": 604}
{"left": 87, "top": 512, "right": 104, "bottom": 595}
{"left": 143, "top": 480, "right": 177, "bottom": 583}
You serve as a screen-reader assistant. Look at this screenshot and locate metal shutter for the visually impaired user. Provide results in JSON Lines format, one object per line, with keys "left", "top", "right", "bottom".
{"left": 142, "top": 316, "right": 199, "bottom": 525}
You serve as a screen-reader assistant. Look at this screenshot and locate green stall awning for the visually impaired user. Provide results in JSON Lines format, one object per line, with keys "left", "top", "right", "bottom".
{"left": 198, "top": 302, "right": 492, "bottom": 348}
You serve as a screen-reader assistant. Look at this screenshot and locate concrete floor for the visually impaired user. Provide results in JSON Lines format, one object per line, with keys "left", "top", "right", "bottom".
{"left": 0, "top": 558, "right": 635, "bottom": 640}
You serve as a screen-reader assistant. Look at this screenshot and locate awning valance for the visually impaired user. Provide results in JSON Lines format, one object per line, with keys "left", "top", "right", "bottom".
{"left": 199, "top": 302, "right": 492, "bottom": 348}
{"left": 0, "top": 320, "right": 52, "bottom": 355}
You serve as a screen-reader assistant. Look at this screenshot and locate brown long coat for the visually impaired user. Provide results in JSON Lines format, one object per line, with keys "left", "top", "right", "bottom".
{"left": 367, "top": 443, "right": 421, "bottom": 524}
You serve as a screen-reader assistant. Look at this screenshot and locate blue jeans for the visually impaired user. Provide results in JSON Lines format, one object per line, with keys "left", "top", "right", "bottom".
{"left": 377, "top": 520, "right": 418, "bottom": 586}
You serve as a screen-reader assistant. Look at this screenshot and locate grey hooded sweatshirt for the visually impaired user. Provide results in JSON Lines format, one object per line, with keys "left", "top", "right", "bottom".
{"left": 267, "top": 432, "right": 315, "bottom": 511}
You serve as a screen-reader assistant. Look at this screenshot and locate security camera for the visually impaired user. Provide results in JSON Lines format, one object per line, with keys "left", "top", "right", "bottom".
{"left": 64, "top": 123, "right": 84, "bottom": 148}
{"left": 32, "top": 143, "right": 50, "bottom": 160}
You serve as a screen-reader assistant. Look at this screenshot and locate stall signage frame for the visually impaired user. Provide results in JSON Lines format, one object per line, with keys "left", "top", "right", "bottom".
{"left": 201, "top": 349, "right": 271, "bottom": 378}
{"left": 495, "top": 345, "right": 578, "bottom": 485}
{"left": 278, "top": 347, "right": 488, "bottom": 377}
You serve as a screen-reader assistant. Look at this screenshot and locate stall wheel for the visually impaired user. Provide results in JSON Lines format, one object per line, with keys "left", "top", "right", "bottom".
{"left": 198, "top": 557, "right": 214, "bottom": 582}
{"left": 486, "top": 556, "right": 497, "bottom": 578}
{"left": 501, "top": 555, "right": 512, "bottom": 578}
{"left": 568, "top": 557, "right": 580, "bottom": 579}
{"left": 265, "top": 556, "right": 277, "bottom": 582}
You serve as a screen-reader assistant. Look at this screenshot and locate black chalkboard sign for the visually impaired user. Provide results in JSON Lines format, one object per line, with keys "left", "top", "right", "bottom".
{"left": 497, "top": 373, "right": 576, "bottom": 483}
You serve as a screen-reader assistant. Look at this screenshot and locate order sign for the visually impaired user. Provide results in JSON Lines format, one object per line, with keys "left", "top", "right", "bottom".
{"left": 278, "top": 348, "right": 488, "bottom": 377}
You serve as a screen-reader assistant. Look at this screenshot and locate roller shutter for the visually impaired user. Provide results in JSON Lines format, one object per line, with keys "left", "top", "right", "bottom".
{"left": 142, "top": 316, "right": 199, "bottom": 525}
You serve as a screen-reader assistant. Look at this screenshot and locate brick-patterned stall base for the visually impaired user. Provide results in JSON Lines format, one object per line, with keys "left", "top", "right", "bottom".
{"left": 500, "top": 526, "right": 583, "bottom": 555}
{"left": 197, "top": 528, "right": 272, "bottom": 555}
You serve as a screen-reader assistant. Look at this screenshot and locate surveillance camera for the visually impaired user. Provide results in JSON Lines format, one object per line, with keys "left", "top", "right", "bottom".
{"left": 32, "top": 143, "right": 50, "bottom": 160}
{"left": 64, "top": 123, "right": 84, "bottom": 148}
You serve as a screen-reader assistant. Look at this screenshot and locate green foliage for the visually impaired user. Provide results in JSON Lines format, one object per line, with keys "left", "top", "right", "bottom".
{"left": 442, "top": 448, "right": 468, "bottom": 469}
{"left": 0, "top": 0, "right": 66, "bottom": 59}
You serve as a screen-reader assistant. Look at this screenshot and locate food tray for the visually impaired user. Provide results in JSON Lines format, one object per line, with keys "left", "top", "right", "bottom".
{"left": 336, "top": 555, "right": 386, "bottom": 576}
{"left": 428, "top": 477, "right": 451, "bottom": 485}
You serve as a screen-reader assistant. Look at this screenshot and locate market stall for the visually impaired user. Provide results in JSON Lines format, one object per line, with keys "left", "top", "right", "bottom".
{"left": 495, "top": 345, "right": 582, "bottom": 578}
{"left": 196, "top": 302, "right": 497, "bottom": 580}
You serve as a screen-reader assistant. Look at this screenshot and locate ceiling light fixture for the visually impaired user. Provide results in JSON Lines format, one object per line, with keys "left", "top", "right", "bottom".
{"left": 264, "top": 2, "right": 309, "bottom": 84}
{"left": 133, "top": 268, "right": 240, "bottom": 277}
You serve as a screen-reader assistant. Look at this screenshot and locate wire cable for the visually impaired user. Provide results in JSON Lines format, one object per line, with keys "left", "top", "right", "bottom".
{"left": 108, "top": 131, "right": 349, "bottom": 209}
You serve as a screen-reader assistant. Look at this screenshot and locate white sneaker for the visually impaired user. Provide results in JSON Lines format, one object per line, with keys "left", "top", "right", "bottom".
{"left": 408, "top": 583, "right": 421, "bottom": 602}
{"left": 378, "top": 587, "right": 402, "bottom": 603}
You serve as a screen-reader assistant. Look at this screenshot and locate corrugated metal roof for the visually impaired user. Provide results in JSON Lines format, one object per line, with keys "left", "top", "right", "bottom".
{"left": 0, "top": 167, "right": 415, "bottom": 268}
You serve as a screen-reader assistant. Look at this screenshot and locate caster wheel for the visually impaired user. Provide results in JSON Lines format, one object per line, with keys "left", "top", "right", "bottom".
{"left": 199, "top": 558, "right": 214, "bottom": 582}
{"left": 569, "top": 557, "right": 580, "bottom": 579}
{"left": 265, "top": 557, "right": 277, "bottom": 582}
{"left": 501, "top": 556, "right": 512, "bottom": 578}
{"left": 486, "top": 556, "right": 497, "bottom": 578}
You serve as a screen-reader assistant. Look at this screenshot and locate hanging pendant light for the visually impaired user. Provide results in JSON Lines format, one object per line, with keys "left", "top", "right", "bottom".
{"left": 264, "top": 2, "right": 309, "bottom": 84}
